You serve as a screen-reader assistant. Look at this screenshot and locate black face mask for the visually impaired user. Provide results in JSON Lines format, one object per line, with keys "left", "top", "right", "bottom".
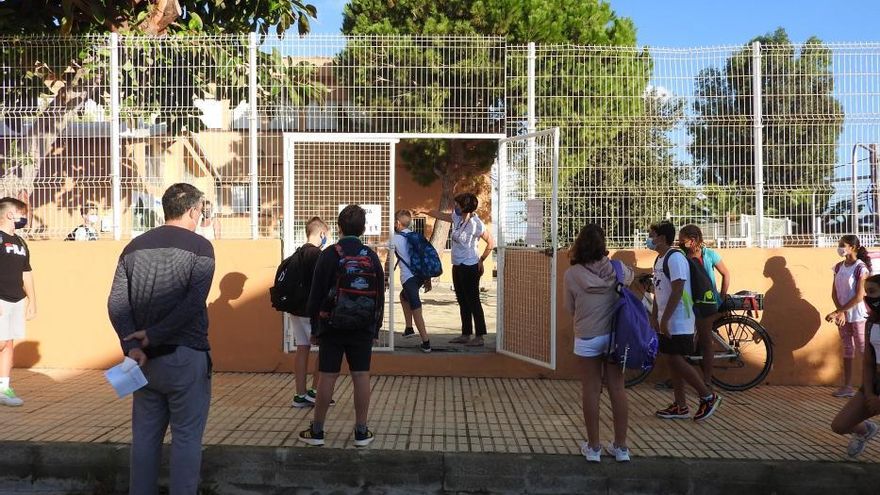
{"left": 865, "top": 296, "right": 880, "bottom": 311}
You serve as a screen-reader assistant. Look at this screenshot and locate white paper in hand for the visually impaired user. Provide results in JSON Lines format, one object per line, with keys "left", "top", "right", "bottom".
{"left": 104, "top": 357, "right": 148, "bottom": 398}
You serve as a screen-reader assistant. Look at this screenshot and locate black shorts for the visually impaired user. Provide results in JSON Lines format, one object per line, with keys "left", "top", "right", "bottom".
{"left": 317, "top": 334, "right": 373, "bottom": 373}
{"left": 658, "top": 334, "right": 696, "bottom": 356}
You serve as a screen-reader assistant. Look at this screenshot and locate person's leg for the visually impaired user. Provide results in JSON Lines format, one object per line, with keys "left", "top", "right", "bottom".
{"left": 669, "top": 353, "right": 711, "bottom": 398}
{"left": 831, "top": 392, "right": 873, "bottom": 436}
{"left": 294, "top": 345, "right": 311, "bottom": 396}
{"left": 0, "top": 299, "right": 24, "bottom": 401}
{"left": 840, "top": 323, "right": 856, "bottom": 390}
{"left": 130, "top": 384, "right": 170, "bottom": 495}
{"left": 400, "top": 292, "right": 414, "bottom": 329}
{"left": 697, "top": 317, "right": 715, "bottom": 387}
{"left": 313, "top": 372, "right": 338, "bottom": 424}
{"left": 451, "top": 266, "right": 472, "bottom": 342}
{"left": 462, "top": 264, "right": 488, "bottom": 339}
{"left": 577, "top": 356, "right": 603, "bottom": 449}
{"left": 352, "top": 371, "right": 371, "bottom": 427}
{"left": 604, "top": 360, "right": 629, "bottom": 448}
{"left": 166, "top": 349, "right": 212, "bottom": 495}
{"left": 0, "top": 340, "right": 12, "bottom": 389}
{"left": 404, "top": 278, "right": 429, "bottom": 344}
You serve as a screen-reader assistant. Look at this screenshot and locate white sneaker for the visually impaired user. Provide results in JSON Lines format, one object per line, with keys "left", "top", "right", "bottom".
{"left": 848, "top": 420, "right": 879, "bottom": 457}
{"left": 579, "top": 441, "right": 601, "bottom": 463}
{"left": 604, "top": 443, "right": 631, "bottom": 462}
{"left": 0, "top": 388, "right": 23, "bottom": 407}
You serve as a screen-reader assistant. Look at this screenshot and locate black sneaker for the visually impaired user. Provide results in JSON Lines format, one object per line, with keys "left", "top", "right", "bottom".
{"left": 402, "top": 327, "right": 416, "bottom": 338}
{"left": 354, "top": 428, "right": 375, "bottom": 447}
{"left": 420, "top": 341, "right": 432, "bottom": 353}
{"left": 298, "top": 426, "right": 325, "bottom": 446}
{"left": 693, "top": 393, "right": 722, "bottom": 422}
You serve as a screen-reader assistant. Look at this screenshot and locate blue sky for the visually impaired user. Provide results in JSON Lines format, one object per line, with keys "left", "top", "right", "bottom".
{"left": 304, "top": 0, "right": 880, "bottom": 45}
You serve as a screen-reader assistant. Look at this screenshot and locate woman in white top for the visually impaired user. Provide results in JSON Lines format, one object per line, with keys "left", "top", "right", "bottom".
{"left": 831, "top": 273, "right": 880, "bottom": 458}
{"left": 195, "top": 200, "right": 221, "bottom": 240}
{"left": 421, "top": 193, "right": 495, "bottom": 346}
{"left": 826, "top": 234, "right": 871, "bottom": 398}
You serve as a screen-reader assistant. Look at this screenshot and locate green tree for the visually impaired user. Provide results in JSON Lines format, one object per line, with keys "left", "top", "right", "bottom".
{"left": 340, "top": 0, "right": 656, "bottom": 249}
{"left": 688, "top": 28, "right": 844, "bottom": 236}
{"left": 0, "top": 1, "right": 320, "bottom": 208}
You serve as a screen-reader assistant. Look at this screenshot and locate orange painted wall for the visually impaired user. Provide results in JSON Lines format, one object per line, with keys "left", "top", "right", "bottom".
{"left": 14, "top": 241, "right": 857, "bottom": 386}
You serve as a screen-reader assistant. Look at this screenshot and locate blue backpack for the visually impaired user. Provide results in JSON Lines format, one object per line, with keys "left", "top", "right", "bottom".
{"left": 396, "top": 231, "right": 443, "bottom": 279}
{"left": 609, "top": 260, "right": 658, "bottom": 371}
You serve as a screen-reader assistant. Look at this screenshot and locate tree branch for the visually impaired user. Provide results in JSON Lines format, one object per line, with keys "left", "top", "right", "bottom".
{"left": 143, "top": 0, "right": 182, "bottom": 36}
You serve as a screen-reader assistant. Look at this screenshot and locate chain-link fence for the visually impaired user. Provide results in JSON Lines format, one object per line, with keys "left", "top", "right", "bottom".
{"left": 1, "top": 35, "right": 878, "bottom": 246}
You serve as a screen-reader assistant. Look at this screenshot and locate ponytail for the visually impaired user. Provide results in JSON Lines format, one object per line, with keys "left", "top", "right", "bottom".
{"left": 857, "top": 246, "right": 873, "bottom": 273}
{"left": 840, "top": 234, "right": 871, "bottom": 272}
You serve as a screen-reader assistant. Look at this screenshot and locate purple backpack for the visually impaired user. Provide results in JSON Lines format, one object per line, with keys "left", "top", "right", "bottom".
{"left": 610, "top": 260, "right": 658, "bottom": 370}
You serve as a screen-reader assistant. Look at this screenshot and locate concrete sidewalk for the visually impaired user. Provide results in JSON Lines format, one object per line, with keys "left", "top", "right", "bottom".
{"left": 1, "top": 369, "right": 876, "bottom": 463}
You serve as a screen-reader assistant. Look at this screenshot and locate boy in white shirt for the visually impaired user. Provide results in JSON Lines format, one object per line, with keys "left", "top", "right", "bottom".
{"left": 648, "top": 221, "right": 722, "bottom": 422}
{"left": 393, "top": 210, "right": 431, "bottom": 353}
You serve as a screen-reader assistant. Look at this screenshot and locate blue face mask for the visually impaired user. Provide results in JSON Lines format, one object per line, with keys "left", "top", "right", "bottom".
{"left": 645, "top": 237, "right": 656, "bottom": 250}
{"left": 453, "top": 207, "right": 462, "bottom": 216}
{"left": 14, "top": 217, "right": 27, "bottom": 229}
{"left": 320, "top": 235, "right": 327, "bottom": 248}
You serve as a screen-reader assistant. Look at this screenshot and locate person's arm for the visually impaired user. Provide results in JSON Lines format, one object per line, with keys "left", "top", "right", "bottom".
{"left": 714, "top": 259, "right": 731, "bottom": 298}
{"left": 418, "top": 209, "right": 453, "bottom": 223}
{"left": 373, "top": 251, "right": 385, "bottom": 337}
{"left": 563, "top": 271, "right": 575, "bottom": 314}
{"left": 107, "top": 258, "right": 140, "bottom": 354}
{"left": 141, "top": 253, "right": 215, "bottom": 347}
{"left": 307, "top": 250, "right": 335, "bottom": 326}
{"left": 478, "top": 229, "right": 495, "bottom": 276}
{"left": 22, "top": 271, "right": 36, "bottom": 320}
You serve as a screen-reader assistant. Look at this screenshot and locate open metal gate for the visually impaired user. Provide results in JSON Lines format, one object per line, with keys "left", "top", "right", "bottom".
{"left": 281, "top": 134, "right": 398, "bottom": 352}
{"left": 496, "top": 128, "right": 560, "bottom": 369}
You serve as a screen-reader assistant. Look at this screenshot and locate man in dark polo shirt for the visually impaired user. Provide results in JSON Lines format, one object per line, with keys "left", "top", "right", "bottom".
{"left": 0, "top": 197, "right": 37, "bottom": 407}
{"left": 108, "top": 183, "right": 215, "bottom": 495}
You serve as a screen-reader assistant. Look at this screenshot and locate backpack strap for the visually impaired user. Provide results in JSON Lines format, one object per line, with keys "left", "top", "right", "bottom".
{"left": 662, "top": 248, "right": 687, "bottom": 280}
{"left": 610, "top": 259, "right": 626, "bottom": 285}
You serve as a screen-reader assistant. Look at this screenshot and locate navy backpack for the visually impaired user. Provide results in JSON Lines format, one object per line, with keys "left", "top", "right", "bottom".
{"left": 609, "top": 260, "right": 659, "bottom": 371}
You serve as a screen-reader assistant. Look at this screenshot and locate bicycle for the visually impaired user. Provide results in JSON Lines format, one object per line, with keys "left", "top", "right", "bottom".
{"left": 624, "top": 274, "right": 774, "bottom": 392}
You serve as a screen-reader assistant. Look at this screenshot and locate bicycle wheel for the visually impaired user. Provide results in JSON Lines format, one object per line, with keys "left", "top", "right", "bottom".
{"left": 624, "top": 366, "right": 652, "bottom": 388}
{"left": 709, "top": 315, "right": 773, "bottom": 391}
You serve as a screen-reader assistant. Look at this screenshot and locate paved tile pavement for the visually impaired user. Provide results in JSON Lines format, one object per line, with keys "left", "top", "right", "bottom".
{"left": 1, "top": 369, "right": 877, "bottom": 463}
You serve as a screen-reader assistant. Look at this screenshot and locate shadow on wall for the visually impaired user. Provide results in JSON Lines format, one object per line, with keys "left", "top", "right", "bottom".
{"left": 13, "top": 341, "right": 42, "bottom": 369}
{"left": 208, "top": 272, "right": 286, "bottom": 372}
{"left": 761, "top": 256, "right": 823, "bottom": 382}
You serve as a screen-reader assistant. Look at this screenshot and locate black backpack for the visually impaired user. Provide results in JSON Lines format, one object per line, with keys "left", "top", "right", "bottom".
{"left": 270, "top": 247, "right": 310, "bottom": 316}
{"left": 326, "top": 243, "right": 381, "bottom": 332}
{"left": 661, "top": 249, "right": 720, "bottom": 318}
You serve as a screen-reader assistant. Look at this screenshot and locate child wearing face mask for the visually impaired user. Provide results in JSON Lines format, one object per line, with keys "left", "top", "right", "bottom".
{"left": 831, "top": 274, "right": 880, "bottom": 457}
{"left": 65, "top": 206, "right": 100, "bottom": 241}
{"left": 826, "top": 235, "right": 872, "bottom": 398}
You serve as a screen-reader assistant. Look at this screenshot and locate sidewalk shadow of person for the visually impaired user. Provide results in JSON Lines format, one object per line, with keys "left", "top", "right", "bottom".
{"left": 760, "top": 256, "right": 822, "bottom": 383}
{"left": 12, "top": 341, "right": 60, "bottom": 393}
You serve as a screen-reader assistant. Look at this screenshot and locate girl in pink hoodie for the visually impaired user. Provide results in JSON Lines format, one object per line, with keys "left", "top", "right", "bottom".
{"left": 564, "top": 224, "right": 634, "bottom": 463}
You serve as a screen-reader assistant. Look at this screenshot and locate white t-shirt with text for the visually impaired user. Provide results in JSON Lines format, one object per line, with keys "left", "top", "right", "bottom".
{"left": 653, "top": 250, "right": 695, "bottom": 335}
{"left": 450, "top": 210, "right": 484, "bottom": 266}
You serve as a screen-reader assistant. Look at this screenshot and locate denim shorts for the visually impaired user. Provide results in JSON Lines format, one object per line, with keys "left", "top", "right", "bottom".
{"left": 400, "top": 277, "right": 425, "bottom": 310}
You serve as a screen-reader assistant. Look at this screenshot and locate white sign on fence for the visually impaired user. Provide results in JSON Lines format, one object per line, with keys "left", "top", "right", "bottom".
{"left": 338, "top": 204, "right": 383, "bottom": 237}
{"left": 526, "top": 198, "right": 544, "bottom": 245}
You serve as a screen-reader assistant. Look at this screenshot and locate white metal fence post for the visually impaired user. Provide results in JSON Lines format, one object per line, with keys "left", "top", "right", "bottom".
{"left": 249, "top": 33, "right": 259, "bottom": 240}
{"left": 752, "top": 41, "right": 765, "bottom": 248}
{"left": 527, "top": 42, "right": 537, "bottom": 201}
{"left": 109, "top": 33, "right": 121, "bottom": 240}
